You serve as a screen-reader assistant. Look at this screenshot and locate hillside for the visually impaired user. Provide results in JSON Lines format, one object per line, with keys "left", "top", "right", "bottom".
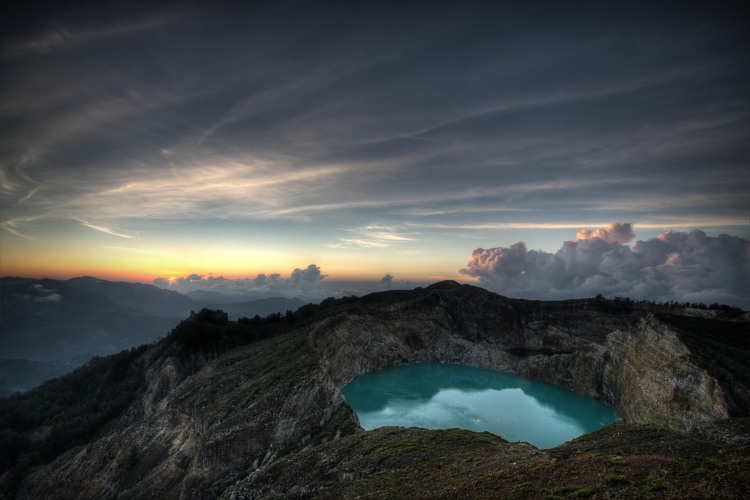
{"left": 0, "top": 277, "right": 304, "bottom": 393}
{"left": 0, "top": 282, "right": 748, "bottom": 498}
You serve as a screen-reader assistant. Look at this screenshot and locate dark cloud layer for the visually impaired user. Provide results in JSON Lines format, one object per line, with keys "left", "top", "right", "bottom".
{"left": 461, "top": 223, "right": 750, "bottom": 308}
{"left": 2, "top": 2, "right": 748, "bottom": 232}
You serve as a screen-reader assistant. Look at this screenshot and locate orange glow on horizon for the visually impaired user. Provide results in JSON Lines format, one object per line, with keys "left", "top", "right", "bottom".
{"left": 0, "top": 259, "right": 453, "bottom": 284}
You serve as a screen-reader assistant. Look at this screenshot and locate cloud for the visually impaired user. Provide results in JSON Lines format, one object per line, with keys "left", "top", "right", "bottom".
{"left": 33, "top": 293, "right": 63, "bottom": 302}
{"left": 331, "top": 225, "right": 418, "bottom": 249}
{"left": 2, "top": 12, "right": 183, "bottom": 59}
{"left": 289, "top": 264, "right": 326, "bottom": 286}
{"left": 154, "top": 265, "right": 430, "bottom": 303}
{"left": 1, "top": 2, "right": 747, "bottom": 287}
{"left": 79, "top": 219, "right": 137, "bottom": 239}
{"left": 156, "top": 265, "right": 329, "bottom": 300}
{"left": 460, "top": 223, "right": 750, "bottom": 308}
{"left": 576, "top": 222, "right": 634, "bottom": 244}
{"left": 0, "top": 217, "right": 38, "bottom": 239}
{"left": 16, "top": 283, "right": 63, "bottom": 302}
{"left": 380, "top": 274, "right": 394, "bottom": 288}
{"left": 254, "top": 273, "right": 281, "bottom": 287}
{"left": 174, "top": 274, "right": 204, "bottom": 286}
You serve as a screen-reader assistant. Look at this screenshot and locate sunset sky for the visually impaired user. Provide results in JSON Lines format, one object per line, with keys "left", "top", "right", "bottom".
{"left": 1, "top": 2, "right": 748, "bottom": 305}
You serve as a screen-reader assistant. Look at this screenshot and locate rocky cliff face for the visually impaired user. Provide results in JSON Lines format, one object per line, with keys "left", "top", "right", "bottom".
{"left": 312, "top": 283, "right": 748, "bottom": 432}
{"left": 14, "top": 332, "right": 359, "bottom": 499}
{"left": 3, "top": 282, "right": 748, "bottom": 499}
{"left": 601, "top": 317, "right": 729, "bottom": 430}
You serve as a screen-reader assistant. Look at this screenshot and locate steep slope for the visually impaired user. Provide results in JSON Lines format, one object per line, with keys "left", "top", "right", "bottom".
{"left": 1, "top": 282, "right": 748, "bottom": 498}
{"left": 0, "top": 277, "right": 311, "bottom": 393}
{"left": 1, "top": 310, "right": 353, "bottom": 499}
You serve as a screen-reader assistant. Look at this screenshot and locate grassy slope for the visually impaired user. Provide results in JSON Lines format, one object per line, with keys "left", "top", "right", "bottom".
{"left": 230, "top": 423, "right": 750, "bottom": 499}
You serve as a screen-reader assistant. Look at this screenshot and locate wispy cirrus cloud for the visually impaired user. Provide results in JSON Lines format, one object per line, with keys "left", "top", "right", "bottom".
{"left": 1, "top": 2, "right": 747, "bottom": 285}
{"left": 67, "top": 161, "right": 353, "bottom": 221}
{"left": 78, "top": 220, "right": 138, "bottom": 239}
{"left": 331, "top": 224, "right": 418, "bottom": 249}
{"left": 0, "top": 218, "right": 38, "bottom": 240}
{"left": 2, "top": 10, "right": 185, "bottom": 59}
{"left": 407, "top": 217, "right": 749, "bottom": 232}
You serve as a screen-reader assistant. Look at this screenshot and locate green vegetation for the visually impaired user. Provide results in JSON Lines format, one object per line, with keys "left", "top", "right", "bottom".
{"left": 172, "top": 307, "right": 302, "bottom": 352}
{"left": 599, "top": 294, "right": 744, "bottom": 313}
{"left": 680, "top": 457, "right": 716, "bottom": 475}
{"left": 0, "top": 344, "right": 151, "bottom": 479}
{"left": 544, "top": 485, "right": 597, "bottom": 499}
{"left": 605, "top": 473, "right": 632, "bottom": 486}
{"left": 372, "top": 439, "right": 422, "bottom": 455}
{"left": 645, "top": 472, "right": 673, "bottom": 492}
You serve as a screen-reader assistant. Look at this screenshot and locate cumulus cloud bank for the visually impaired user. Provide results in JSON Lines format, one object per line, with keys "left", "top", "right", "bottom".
{"left": 576, "top": 222, "right": 635, "bottom": 244}
{"left": 154, "top": 265, "right": 330, "bottom": 301}
{"left": 153, "top": 266, "right": 423, "bottom": 303}
{"left": 460, "top": 223, "right": 750, "bottom": 308}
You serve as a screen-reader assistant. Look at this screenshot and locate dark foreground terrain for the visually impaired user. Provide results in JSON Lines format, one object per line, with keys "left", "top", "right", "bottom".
{"left": 235, "top": 422, "right": 750, "bottom": 498}
{"left": 1, "top": 282, "right": 748, "bottom": 498}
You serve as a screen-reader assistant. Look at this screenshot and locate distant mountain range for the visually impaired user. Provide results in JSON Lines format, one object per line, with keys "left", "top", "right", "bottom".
{"left": 0, "top": 276, "right": 305, "bottom": 394}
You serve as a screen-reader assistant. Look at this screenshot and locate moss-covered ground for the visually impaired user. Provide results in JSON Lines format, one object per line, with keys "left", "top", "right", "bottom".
{"left": 226, "top": 421, "right": 750, "bottom": 499}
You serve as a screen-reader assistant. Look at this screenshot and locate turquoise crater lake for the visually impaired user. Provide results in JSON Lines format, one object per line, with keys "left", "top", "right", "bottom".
{"left": 341, "top": 364, "right": 620, "bottom": 449}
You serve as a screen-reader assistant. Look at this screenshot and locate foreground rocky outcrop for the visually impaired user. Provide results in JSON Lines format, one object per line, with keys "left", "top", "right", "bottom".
{"left": 1, "top": 282, "right": 748, "bottom": 498}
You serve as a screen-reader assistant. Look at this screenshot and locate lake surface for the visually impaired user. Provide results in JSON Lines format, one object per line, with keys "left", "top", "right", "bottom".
{"left": 341, "top": 363, "right": 620, "bottom": 449}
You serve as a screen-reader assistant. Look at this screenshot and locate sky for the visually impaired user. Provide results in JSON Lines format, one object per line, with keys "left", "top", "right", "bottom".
{"left": 1, "top": 1, "right": 749, "bottom": 306}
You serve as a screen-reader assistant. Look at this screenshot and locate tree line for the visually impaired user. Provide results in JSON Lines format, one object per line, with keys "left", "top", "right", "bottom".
{"left": 594, "top": 294, "right": 743, "bottom": 312}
